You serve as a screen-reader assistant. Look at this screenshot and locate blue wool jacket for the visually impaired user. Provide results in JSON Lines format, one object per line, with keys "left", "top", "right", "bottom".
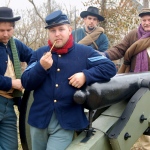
{"left": 0, "top": 38, "right": 33, "bottom": 92}
{"left": 21, "top": 42, "right": 116, "bottom": 130}
{"left": 72, "top": 28, "right": 109, "bottom": 52}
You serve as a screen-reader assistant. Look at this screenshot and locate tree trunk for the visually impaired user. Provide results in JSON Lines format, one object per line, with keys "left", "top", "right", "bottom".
{"left": 47, "top": 0, "right": 51, "bottom": 13}
{"left": 143, "top": 0, "right": 149, "bottom": 8}
{"left": 101, "top": 0, "right": 106, "bottom": 16}
{"left": 101, "top": 0, "right": 107, "bottom": 29}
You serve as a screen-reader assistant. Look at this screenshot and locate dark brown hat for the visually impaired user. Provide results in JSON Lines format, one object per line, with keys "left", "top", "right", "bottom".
{"left": 0, "top": 7, "right": 21, "bottom": 22}
{"left": 80, "top": 6, "right": 104, "bottom": 21}
{"left": 139, "top": 8, "right": 150, "bottom": 17}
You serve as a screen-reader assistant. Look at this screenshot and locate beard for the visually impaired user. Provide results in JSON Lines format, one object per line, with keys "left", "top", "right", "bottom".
{"left": 87, "top": 26, "right": 95, "bottom": 31}
{"left": 54, "top": 44, "right": 63, "bottom": 48}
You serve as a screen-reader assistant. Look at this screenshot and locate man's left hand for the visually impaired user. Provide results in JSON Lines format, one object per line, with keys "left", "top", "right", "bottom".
{"left": 68, "top": 72, "right": 86, "bottom": 88}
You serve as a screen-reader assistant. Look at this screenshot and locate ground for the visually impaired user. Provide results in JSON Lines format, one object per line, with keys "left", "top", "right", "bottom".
{"left": 14, "top": 106, "right": 23, "bottom": 150}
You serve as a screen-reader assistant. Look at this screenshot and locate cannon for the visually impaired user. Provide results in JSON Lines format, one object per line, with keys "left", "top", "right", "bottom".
{"left": 74, "top": 72, "right": 150, "bottom": 110}
{"left": 19, "top": 71, "right": 150, "bottom": 150}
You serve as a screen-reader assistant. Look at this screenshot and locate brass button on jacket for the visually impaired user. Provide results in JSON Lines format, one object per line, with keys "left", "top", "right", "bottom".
{"left": 57, "top": 68, "right": 60, "bottom": 72}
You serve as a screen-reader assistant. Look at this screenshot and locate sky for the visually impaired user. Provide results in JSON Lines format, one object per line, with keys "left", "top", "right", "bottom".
{"left": 0, "top": 0, "right": 87, "bottom": 11}
{"left": 0, "top": 0, "right": 89, "bottom": 21}
{"left": 0, "top": 0, "right": 144, "bottom": 10}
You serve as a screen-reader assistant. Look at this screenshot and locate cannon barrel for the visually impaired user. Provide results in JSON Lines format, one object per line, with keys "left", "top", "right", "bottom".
{"left": 74, "top": 72, "right": 150, "bottom": 110}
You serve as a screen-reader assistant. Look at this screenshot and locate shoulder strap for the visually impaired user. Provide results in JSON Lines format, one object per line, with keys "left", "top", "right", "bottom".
{"left": 10, "top": 37, "right": 22, "bottom": 97}
{"left": 78, "top": 27, "right": 103, "bottom": 50}
{"left": 85, "top": 33, "right": 99, "bottom": 50}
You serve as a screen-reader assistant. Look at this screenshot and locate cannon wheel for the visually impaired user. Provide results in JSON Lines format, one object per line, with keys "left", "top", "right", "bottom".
{"left": 19, "top": 90, "right": 33, "bottom": 150}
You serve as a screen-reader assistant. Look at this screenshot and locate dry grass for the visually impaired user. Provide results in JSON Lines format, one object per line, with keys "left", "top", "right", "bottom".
{"left": 14, "top": 106, "right": 23, "bottom": 150}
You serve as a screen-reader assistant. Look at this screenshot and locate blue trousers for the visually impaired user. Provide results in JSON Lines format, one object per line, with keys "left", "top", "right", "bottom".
{"left": 30, "top": 112, "right": 74, "bottom": 150}
{"left": 0, "top": 96, "right": 18, "bottom": 150}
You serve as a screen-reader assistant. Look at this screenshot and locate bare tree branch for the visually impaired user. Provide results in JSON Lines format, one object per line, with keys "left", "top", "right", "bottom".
{"left": 28, "top": 0, "right": 45, "bottom": 23}
{"left": 5, "top": 0, "right": 11, "bottom": 7}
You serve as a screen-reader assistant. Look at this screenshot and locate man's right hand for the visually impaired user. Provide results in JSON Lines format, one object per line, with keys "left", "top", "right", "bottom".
{"left": 12, "top": 79, "right": 23, "bottom": 91}
{"left": 40, "top": 52, "right": 53, "bottom": 70}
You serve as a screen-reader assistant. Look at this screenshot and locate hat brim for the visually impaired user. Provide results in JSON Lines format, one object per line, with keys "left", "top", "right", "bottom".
{"left": 0, "top": 16, "right": 21, "bottom": 22}
{"left": 45, "top": 22, "right": 70, "bottom": 29}
{"left": 80, "top": 11, "right": 104, "bottom": 21}
{"left": 139, "top": 12, "right": 150, "bottom": 17}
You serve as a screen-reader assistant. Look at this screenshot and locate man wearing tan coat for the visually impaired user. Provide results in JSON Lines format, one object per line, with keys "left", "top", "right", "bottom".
{"left": 105, "top": 8, "right": 150, "bottom": 74}
{"left": 104, "top": 8, "right": 150, "bottom": 150}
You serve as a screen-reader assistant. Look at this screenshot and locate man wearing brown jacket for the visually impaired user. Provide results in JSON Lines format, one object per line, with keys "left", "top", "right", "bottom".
{"left": 104, "top": 8, "right": 150, "bottom": 150}
{"left": 105, "top": 8, "right": 150, "bottom": 74}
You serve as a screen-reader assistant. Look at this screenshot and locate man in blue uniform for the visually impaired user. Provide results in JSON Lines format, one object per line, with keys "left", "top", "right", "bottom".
{"left": 72, "top": 6, "right": 109, "bottom": 52}
{"left": 21, "top": 10, "right": 116, "bottom": 150}
{"left": 0, "top": 7, "right": 33, "bottom": 150}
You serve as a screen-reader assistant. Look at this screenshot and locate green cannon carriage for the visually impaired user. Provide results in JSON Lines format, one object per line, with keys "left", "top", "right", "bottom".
{"left": 19, "top": 71, "right": 150, "bottom": 150}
